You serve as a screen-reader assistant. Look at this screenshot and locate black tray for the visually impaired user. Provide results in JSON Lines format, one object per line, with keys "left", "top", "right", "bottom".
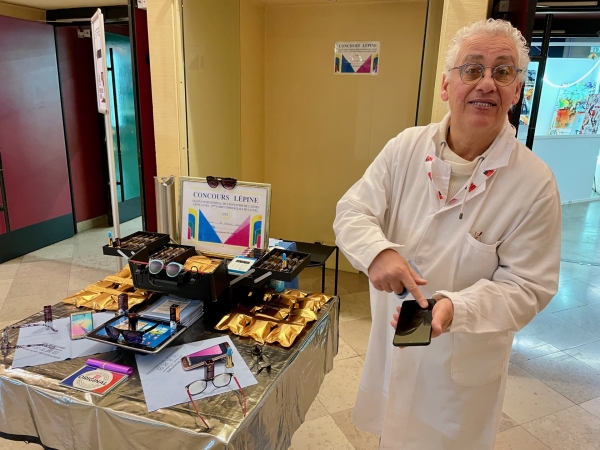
{"left": 129, "top": 244, "right": 230, "bottom": 304}
{"left": 103, "top": 231, "right": 170, "bottom": 258}
{"left": 251, "top": 248, "right": 310, "bottom": 282}
{"left": 85, "top": 314, "right": 187, "bottom": 355}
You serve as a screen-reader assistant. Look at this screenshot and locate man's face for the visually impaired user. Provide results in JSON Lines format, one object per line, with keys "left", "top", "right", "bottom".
{"left": 441, "top": 34, "right": 523, "bottom": 134}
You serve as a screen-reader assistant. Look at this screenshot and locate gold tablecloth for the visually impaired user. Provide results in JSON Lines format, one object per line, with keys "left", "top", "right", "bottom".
{"left": 0, "top": 297, "right": 339, "bottom": 450}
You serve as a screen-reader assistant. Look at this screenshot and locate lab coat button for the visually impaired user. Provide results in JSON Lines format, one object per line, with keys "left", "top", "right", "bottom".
{"left": 414, "top": 256, "right": 423, "bottom": 265}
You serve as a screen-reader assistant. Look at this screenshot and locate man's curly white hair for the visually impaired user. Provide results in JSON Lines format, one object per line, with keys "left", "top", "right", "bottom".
{"left": 444, "top": 18, "right": 530, "bottom": 83}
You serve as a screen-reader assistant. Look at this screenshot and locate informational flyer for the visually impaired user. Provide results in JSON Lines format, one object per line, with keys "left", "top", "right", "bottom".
{"left": 91, "top": 9, "right": 108, "bottom": 114}
{"left": 135, "top": 336, "right": 257, "bottom": 412}
{"left": 11, "top": 312, "right": 115, "bottom": 368}
{"left": 180, "top": 178, "right": 271, "bottom": 257}
{"left": 334, "top": 41, "right": 380, "bottom": 75}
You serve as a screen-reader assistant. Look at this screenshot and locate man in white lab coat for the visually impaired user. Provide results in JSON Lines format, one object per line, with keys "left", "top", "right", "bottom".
{"left": 333, "top": 19, "right": 561, "bottom": 450}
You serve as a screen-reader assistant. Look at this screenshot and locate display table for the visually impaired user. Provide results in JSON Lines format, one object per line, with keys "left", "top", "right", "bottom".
{"left": 0, "top": 297, "right": 339, "bottom": 450}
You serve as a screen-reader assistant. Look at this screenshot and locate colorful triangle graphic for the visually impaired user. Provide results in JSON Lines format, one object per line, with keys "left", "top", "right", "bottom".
{"left": 357, "top": 55, "right": 372, "bottom": 73}
{"left": 224, "top": 215, "right": 251, "bottom": 246}
{"left": 198, "top": 209, "right": 222, "bottom": 243}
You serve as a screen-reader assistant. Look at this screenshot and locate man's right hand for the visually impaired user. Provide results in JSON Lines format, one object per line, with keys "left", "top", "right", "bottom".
{"left": 368, "top": 249, "right": 428, "bottom": 307}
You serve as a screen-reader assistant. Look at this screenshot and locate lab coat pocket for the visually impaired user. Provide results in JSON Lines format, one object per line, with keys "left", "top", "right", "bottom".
{"left": 451, "top": 331, "right": 509, "bottom": 386}
{"left": 455, "top": 233, "right": 500, "bottom": 290}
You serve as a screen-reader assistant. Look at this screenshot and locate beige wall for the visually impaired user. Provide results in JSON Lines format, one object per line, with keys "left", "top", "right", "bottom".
{"left": 240, "top": 0, "right": 265, "bottom": 183}
{"left": 146, "top": 0, "right": 186, "bottom": 178}
{"left": 0, "top": 1, "right": 44, "bottom": 21}
{"left": 184, "top": 0, "right": 242, "bottom": 180}
{"left": 265, "top": 2, "right": 427, "bottom": 271}
{"left": 416, "top": 0, "right": 444, "bottom": 126}
{"left": 431, "top": 0, "right": 492, "bottom": 122}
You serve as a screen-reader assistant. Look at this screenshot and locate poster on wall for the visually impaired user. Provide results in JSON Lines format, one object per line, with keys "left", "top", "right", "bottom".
{"left": 91, "top": 10, "right": 108, "bottom": 115}
{"left": 334, "top": 41, "right": 380, "bottom": 75}
{"left": 179, "top": 177, "right": 271, "bottom": 257}
{"left": 549, "top": 82, "right": 596, "bottom": 135}
{"left": 579, "top": 94, "right": 600, "bottom": 135}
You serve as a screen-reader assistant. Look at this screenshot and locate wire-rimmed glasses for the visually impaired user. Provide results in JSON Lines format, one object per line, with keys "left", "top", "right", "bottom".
{"left": 1, "top": 325, "right": 58, "bottom": 358}
{"left": 450, "top": 63, "right": 522, "bottom": 87}
{"left": 245, "top": 344, "right": 271, "bottom": 374}
{"left": 185, "top": 370, "right": 246, "bottom": 430}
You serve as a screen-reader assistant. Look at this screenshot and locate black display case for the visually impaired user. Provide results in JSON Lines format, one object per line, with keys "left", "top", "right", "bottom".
{"left": 251, "top": 248, "right": 310, "bottom": 282}
{"left": 128, "top": 244, "right": 230, "bottom": 304}
{"left": 102, "top": 231, "right": 170, "bottom": 258}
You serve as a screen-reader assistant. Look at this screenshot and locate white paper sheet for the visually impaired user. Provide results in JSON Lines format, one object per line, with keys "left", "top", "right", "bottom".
{"left": 135, "top": 336, "right": 257, "bottom": 412}
{"left": 11, "top": 312, "right": 116, "bottom": 368}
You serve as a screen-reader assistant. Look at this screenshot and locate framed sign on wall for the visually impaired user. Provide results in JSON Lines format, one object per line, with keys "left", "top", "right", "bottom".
{"left": 179, "top": 177, "right": 271, "bottom": 258}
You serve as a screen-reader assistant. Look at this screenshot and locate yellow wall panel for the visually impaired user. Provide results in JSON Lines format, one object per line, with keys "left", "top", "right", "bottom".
{"left": 240, "top": 0, "right": 265, "bottom": 183}
{"left": 184, "top": 0, "right": 242, "bottom": 180}
{"left": 431, "top": 0, "right": 492, "bottom": 123}
{"left": 146, "top": 0, "right": 184, "bottom": 178}
{"left": 265, "top": 2, "right": 427, "bottom": 271}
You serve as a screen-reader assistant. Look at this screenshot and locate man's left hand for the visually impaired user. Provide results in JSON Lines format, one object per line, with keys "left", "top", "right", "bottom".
{"left": 390, "top": 297, "right": 454, "bottom": 338}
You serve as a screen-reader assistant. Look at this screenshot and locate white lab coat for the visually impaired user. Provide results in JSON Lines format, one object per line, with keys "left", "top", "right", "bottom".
{"left": 333, "top": 113, "right": 561, "bottom": 450}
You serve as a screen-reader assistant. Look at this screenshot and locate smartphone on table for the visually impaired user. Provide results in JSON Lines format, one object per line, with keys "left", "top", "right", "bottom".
{"left": 70, "top": 311, "right": 94, "bottom": 340}
{"left": 392, "top": 299, "right": 435, "bottom": 347}
{"left": 181, "top": 342, "right": 230, "bottom": 371}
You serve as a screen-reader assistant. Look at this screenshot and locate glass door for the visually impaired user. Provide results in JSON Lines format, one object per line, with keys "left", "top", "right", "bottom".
{"left": 106, "top": 32, "right": 142, "bottom": 223}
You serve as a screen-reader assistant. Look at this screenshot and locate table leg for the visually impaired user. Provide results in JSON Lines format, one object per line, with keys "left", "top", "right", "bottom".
{"left": 334, "top": 247, "right": 339, "bottom": 296}
{"left": 321, "top": 263, "right": 326, "bottom": 294}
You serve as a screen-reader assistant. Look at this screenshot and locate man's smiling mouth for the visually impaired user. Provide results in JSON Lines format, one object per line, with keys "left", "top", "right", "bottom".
{"left": 469, "top": 101, "right": 497, "bottom": 107}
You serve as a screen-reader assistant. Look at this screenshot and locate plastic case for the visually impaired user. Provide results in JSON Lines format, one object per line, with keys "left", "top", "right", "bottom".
{"left": 128, "top": 244, "right": 230, "bottom": 303}
{"left": 103, "top": 231, "right": 170, "bottom": 258}
{"left": 251, "top": 248, "right": 310, "bottom": 282}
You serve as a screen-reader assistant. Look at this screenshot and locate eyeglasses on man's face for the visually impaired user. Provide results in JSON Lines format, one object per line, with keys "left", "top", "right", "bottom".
{"left": 450, "top": 63, "right": 522, "bottom": 87}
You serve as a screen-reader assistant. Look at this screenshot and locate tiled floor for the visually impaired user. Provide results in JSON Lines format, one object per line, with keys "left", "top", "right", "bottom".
{"left": 2, "top": 202, "right": 600, "bottom": 449}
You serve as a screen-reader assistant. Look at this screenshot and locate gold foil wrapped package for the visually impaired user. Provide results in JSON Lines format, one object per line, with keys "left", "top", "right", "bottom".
{"left": 270, "top": 294, "right": 297, "bottom": 307}
{"left": 265, "top": 323, "right": 305, "bottom": 347}
{"left": 183, "top": 255, "right": 220, "bottom": 273}
{"left": 288, "top": 308, "right": 318, "bottom": 325}
{"left": 283, "top": 289, "right": 307, "bottom": 299}
{"left": 115, "top": 266, "right": 131, "bottom": 278}
{"left": 62, "top": 269, "right": 152, "bottom": 310}
{"left": 239, "top": 318, "right": 275, "bottom": 344}
{"left": 255, "top": 307, "right": 289, "bottom": 321}
{"left": 236, "top": 303, "right": 264, "bottom": 316}
{"left": 305, "top": 293, "right": 332, "bottom": 307}
{"left": 215, "top": 313, "right": 252, "bottom": 334}
{"left": 295, "top": 300, "right": 321, "bottom": 313}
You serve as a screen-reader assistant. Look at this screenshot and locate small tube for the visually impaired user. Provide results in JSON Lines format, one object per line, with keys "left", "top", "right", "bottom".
{"left": 128, "top": 313, "right": 138, "bottom": 331}
{"left": 108, "top": 231, "right": 113, "bottom": 247}
{"left": 43, "top": 305, "right": 53, "bottom": 328}
{"left": 205, "top": 359, "right": 215, "bottom": 380}
{"left": 117, "top": 293, "right": 129, "bottom": 316}
{"left": 225, "top": 347, "right": 234, "bottom": 369}
{"left": 170, "top": 304, "right": 180, "bottom": 331}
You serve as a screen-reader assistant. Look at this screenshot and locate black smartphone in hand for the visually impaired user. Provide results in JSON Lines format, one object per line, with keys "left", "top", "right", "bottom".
{"left": 393, "top": 299, "right": 435, "bottom": 347}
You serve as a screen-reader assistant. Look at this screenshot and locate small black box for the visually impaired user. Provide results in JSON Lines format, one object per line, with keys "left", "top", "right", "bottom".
{"left": 103, "top": 231, "right": 170, "bottom": 258}
{"left": 128, "top": 244, "right": 229, "bottom": 304}
{"left": 252, "top": 248, "right": 310, "bottom": 282}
